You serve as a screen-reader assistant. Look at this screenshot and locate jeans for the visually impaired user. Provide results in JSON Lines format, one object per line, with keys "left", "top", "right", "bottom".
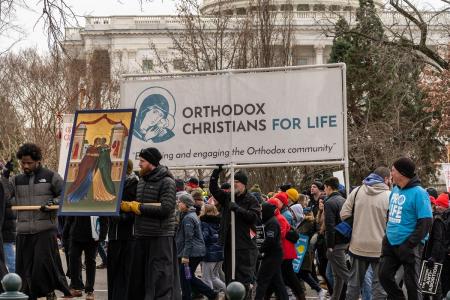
{"left": 97, "top": 241, "right": 107, "bottom": 264}
{"left": 3, "top": 243, "right": 15, "bottom": 273}
{"left": 346, "top": 257, "right": 386, "bottom": 300}
{"left": 362, "top": 265, "right": 373, "bottom": 300}
{"left": 201, "top": 261, "right": 226, "bottom": 292}
{"left": 327, "top": 244, "right": 350, "bottom": 300}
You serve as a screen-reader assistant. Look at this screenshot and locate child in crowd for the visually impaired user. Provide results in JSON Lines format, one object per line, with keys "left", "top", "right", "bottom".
{"left": 200, "top": 204, "right": 226, "bottom": 293}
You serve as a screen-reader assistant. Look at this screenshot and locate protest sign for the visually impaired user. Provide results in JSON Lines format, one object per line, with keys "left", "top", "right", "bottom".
{"left": 419, "top": 260, "right": 443, "bottom": 295}
{"left": 121, "top": 67, "right": 345, "bottom": 168}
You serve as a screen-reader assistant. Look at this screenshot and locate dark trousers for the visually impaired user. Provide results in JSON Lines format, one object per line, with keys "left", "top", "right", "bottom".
{"left": 16, "top": 230, "right": 71, "bottom": 300}
{"left": 442, "top": 256, "right": 450, "bottom": 297}
{"left": 107, "top": 240, "right": 135, "bottom": 300}
{"left": 224, "top": 243, "right": 258, "bottom": 285}
{"left": 379, "top": 239, "right": 423, "bottom": 300}
{"left": 128, "top": 237, "right": 181, "bottom": 300}
{"left": 255, "top": 255, "right": 288, "bottom": 300}
{"left": 97, "top": 241, "right": 107, "bottom": 264}
{"left": 69, "top": 239, "right": 98, "bottom": 293}
{"left": 266, "top": 259, "right": 305, "bottom": 299}
{"left": 179, "top": 257, "right": 216, "bottom": 300}
{"left": 297, "top": 271, "right": 321, "bottom": 292}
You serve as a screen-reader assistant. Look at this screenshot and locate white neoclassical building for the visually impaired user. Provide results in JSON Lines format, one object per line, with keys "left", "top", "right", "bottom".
{"left": 63, "top": 0, "right": 450, "bottom": 74}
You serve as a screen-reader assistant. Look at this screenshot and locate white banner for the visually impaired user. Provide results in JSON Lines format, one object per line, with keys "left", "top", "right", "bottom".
{"left": 58, "top": 114, "right": 75, "bottom": 177}
{"left": 442, "top": 163, "right": 450, "bottom": 193}
{"left": 120, "top": 66, "right": 345, "bottom": 167}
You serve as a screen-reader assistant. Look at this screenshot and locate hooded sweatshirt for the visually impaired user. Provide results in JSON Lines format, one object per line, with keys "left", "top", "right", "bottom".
{"left": 340, "top": 173, "right": 390, "bottom": 258}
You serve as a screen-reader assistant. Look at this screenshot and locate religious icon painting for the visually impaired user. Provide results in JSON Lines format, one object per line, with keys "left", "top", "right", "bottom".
{"left": 59, "top": 109, "right": 136, "bottom": 216}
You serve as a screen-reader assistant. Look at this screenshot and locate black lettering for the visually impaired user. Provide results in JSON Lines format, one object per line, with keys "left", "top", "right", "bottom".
{"left": 222, "top": 105, "right": 232, "bottom": 116}
{"left": 247, "top": 120, "right": 258, "bottom": 131}
{"left": 259, "top": 119, "right": 267, "bottom": 130}
{"left": 234, "top": 104, "right": 243, "bottom": 116}
{"left": 236, "top": 121, "right": 246, "bottom": 132}
{"left": 211, "top": 105, "right": 220, "bottom": 117}
{"left": 192, "top": 122, "right": 202, "bottom": 134}
{"left": 183, "top": 107, "right": 193, "bottom": 118}
{"left": 256, "top": 103, "right": 266, "bottom": 115}
{"left": 194, "top": 107, "right": 202, "bottom": 118}
{"left": 183, "top": 123, "right": 192, "bottom": 134}
{"left": 244, "top": 104, "right": 255, "bottom": 115}
{"left": 203, "top": 106, "right": 210, "bottom": 117}
{"left": 203, "top": 122, "right": 212, "bottom": 133}
{"left": 216, "top": 121, "right": 224, "bottom": 133}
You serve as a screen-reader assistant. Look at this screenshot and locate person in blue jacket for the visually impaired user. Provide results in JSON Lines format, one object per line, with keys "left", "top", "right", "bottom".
{"left": 379, "top": 157, "right": 432, "bottom": 300}
{"left": 200, "top": 204, "right": 226, "bottom": 292}
{"left": 176, "top": 194, "right": 217, "bottom": 300}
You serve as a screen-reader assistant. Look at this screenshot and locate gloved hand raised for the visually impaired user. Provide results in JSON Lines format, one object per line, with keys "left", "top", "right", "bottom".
{"left": 120, "top": 201, "right": 132, "bottom": 213}
{"left": 229, "top": 202, "right": 240, "bottom": 212}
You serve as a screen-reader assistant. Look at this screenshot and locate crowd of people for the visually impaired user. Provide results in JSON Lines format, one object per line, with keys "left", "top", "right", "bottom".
{"left": 0, "top": 142, "right": 449, "bottom": 300}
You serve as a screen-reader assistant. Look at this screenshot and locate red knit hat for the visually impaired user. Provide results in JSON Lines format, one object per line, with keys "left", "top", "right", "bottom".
{"left": 267, "top": 198, "right": 281, "bottom": 215}
{"left": 435, "top": 193, "right": 449, "bottom": 209}
{"left": 274, "top": 192, "right": 289, "bottom": 206}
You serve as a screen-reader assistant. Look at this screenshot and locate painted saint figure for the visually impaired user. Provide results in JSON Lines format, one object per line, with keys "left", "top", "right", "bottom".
{"left": 93, "top": 138, "right": 116, "bottom": 201}
{"left": 66, "top": 138, "right": 101, "bottom": 203}
{"left": 133, "top": 94, "right": 175, "bottom": 143}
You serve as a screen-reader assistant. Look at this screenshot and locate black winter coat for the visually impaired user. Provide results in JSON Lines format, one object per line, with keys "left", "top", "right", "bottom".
{"left": 200, "top": 215, "right": 224, "bottom": 262}
{"left": 134, "top": 165, "right": 177, "bottom": 237}
{"left": 423, "top": 212, "right": 447, "bottom": 263}
{"left": 209, "top": 168, "right": 260, "bottom": 250}
{"left": 324, "top": 191, "right": 347, "bottom": 248}
{"left": 63, "top": 216, "right": 108, "bottom": 242}
{"left": 260, "top": 216, "right": 282, "bottom": 258}
{"left": 108, "top": 174, "right": 138, "bottom": 241}
{"left": 0, "top": 178, "right": 15, "bottom": 243}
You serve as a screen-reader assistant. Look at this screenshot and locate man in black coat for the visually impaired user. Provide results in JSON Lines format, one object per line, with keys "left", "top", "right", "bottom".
{"left": 209, "top": 165, "right": 260, "bottom": 295}
{"left": 63, "top": 216, "right": 108, "bottom": 299}
{"left": 121, "top": 147, "right": 181, "bottom": 300}
{"left": 107, "top": 159, "right": 138, "bottom": 300}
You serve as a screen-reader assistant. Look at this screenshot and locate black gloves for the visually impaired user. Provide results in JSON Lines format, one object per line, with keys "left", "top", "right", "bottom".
{"left": 217, "top": 164, "right": 223, "bottom": 172}
{"left": 229, "top": 202, "right": 239, "bottom": 211}
{"left": 40, "top": 199, "right": 58, "bottom": 212}
{"left": 2, "top": 160, "right": 13, "bottom": 179}
{"left": 426, "top": 257, "right": 436, "bottom": 268}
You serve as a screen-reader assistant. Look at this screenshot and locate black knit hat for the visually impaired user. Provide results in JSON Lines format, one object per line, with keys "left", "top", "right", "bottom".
{"left": 139, "top": 147, "right": 162, "bottom": 166}
{"left": 312, "top": 181, "right": 324, "bottom": 191}
{"left": 393, "top": 157, "right": 416, "bottom": 179}
{"left": 234, "top": 171, "right": 248, "bottom": 186}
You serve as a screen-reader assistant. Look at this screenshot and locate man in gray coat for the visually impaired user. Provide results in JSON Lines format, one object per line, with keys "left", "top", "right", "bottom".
{"left": 341, "top": 167, "right": 391, "bottom": 300}
{"left": 10, "top": 143, "right": 71, "bottom": 300}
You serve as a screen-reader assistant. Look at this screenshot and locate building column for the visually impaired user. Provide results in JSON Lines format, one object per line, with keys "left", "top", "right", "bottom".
{"left": 314, "top": 44, "right": 324, "bottom": 65}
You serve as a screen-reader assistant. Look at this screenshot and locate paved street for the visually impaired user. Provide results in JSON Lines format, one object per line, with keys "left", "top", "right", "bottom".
{"left": 46, "top": 252, "right": 322, "bottom": 300}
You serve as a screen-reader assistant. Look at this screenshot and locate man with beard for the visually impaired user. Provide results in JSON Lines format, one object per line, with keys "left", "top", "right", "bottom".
{"left": 10, "top": 143, "right": 72, "bottom": 300}
{"left": 209, "top": 165, "right": 260, "bottom": 297}
{"left": 121, "top": 147, "right": 181, "bottom": 300}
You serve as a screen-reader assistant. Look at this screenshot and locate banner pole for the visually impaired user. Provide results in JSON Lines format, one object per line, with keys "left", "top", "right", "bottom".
{"left": 230, "top": 164, "right": 236, "bottom": 280}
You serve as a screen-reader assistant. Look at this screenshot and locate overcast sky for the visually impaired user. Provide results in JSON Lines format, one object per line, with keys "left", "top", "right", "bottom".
{"left": 2, "top": 0, "right": 446, "bottom": 53}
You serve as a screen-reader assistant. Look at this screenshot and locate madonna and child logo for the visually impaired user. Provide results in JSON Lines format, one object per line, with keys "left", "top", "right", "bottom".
{"left": 133, "top": 87, "right": 176, "bottom": 143}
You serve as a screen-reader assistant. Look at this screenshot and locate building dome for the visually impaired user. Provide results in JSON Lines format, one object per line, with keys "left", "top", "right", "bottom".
{"left": 200, "top": 0, "right": 384, "bottom": 15}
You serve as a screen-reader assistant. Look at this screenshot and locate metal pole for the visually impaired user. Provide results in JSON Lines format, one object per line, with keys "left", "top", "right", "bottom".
{"left": 230, "top": 165, "right": 236, "bottom": 280}
{"left": 341, "top": 64, "right": 350, "bottom": 195}
{"left": 166, "top": 160, "right": 345, "bottom": 171}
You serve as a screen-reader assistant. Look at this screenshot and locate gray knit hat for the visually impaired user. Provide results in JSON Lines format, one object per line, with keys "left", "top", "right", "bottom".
{"left": 179, "top": 194, "right": 195, "bottom": 207}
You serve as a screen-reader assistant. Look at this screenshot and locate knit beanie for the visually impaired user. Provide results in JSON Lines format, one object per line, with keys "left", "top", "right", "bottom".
{"left": 139, "top": 147, "right": 162, "bottom": 166}
{"left": 186, "top": 177, "right": 199, "bottom": 189}
{"left": 249, "top": 184, "right": 262, "bottom": 194}
{"left": 312, "top": 181, "right": 324, "bottom": 191}
{"left": 435, "top": 193, "right": 449, "bottom": 209}
{"left": 274, "top": 192, "right": 289, "bottom": 206}
{"left": 393, "top": 157, "right": 416, "bottom": 179}
{"left": 286, "top": 188, "right": 299, "bottom": 202}
{"left": 234, "top": 171, "right": 248, "bottom": 185}
{"left": 220, "top": 182, "right": 231, "bottom": 190}
{"left": 179, "top": 194, "right": 195, "bottom": 207}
